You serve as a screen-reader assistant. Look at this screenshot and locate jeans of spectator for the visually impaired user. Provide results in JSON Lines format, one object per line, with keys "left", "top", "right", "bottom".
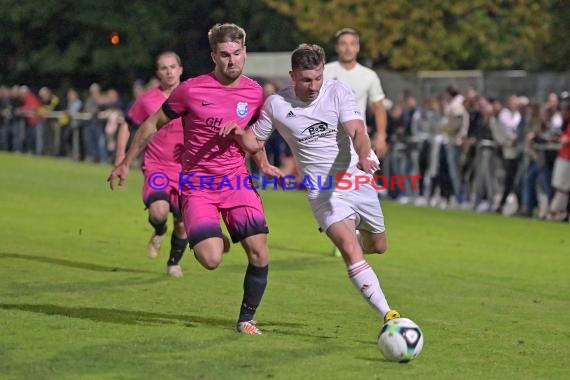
{"left": 521, "top": 161, "right": 553, "bottom": 212}
{"left": 472, "top": 146, "right": 496, "bottom": 207}
{"left": 11, "top": 118, "right": 25, "bottom": 152}
{"left": 24, "top": 123, "right": 40, "bottom": 154}
{"left": 0, "top": 120, "right": 8, "bottom": 150}
{"left": 498, "top": 157, "right": 520, "bottom": 208}
{"left": 445, "top": 144, "right": 462, "bottom": 201}
{"left": 417, "top": 141, "right": 430, "bottom": 197}
{"left": 390, "top": 146, "right": 413, "bottom": 198}
{"left": 460, "top": 145, "right": 477, "bottom": 203}
{"left": 430, "top": 146, "right": 454, "bottom": 200}
{"left": 86, "top": 120, "right": 108, "bottom": 163}
{"left": 408, "top": 145, "right": 421, "bottom": 198}
{"left": 35, "top": 121, "right": 46, "bottom": 155}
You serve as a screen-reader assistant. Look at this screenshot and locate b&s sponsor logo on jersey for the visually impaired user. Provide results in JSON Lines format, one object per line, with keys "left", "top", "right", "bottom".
{"left": 236, "top": 102, "right": 249, "bottom": 118}
{"left": 298, "top": 122, "right": 336, "bottom": 143}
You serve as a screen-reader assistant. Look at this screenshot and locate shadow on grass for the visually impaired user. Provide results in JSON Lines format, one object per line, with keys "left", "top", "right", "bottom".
{"left": 0, "top": 303, "right": 312, "bottom": 334}
{"left": 0, "top": 252, "right": 152, "bottom": 274}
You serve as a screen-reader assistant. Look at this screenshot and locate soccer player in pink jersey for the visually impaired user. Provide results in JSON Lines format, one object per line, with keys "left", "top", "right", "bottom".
{"left": 108, "top": 23, "right": 277, "bottom": 335}
{"left": 114, "top": 51, "right": 193, "bottom": 278}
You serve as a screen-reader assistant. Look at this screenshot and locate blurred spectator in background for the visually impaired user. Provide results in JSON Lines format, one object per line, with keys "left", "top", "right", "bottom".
{"left": 472, "top": 97, "right": 499, "bottom": 212}
{"left": 461, "top": 89, "right": 483, "bottom": 207}
{"left": 547, "top": 107, "right": 570, "bottom": 221}
{"left": 544, "top": 92, "right": 563, "bottom": 134}
{"left": 84, "top": 83, "right": 107, "bottom": 163}
{"left": 495, "top": 95, "right": 523, "bottom": 213}
{"left": 17, "top": 86, "right": 43, "bottom": 154}
{"left": 101, "top": 87, "right": 122, "bottom": 155}
{"left": 324, "top": 27, "right": 388, "bottom": 158}
{"left": 443, "top": 85, "right": 469, "bottom": 205}
{"left": 413, "top": 96, "right": 440, "bottom": 205}
{"left": 37, "top": 86, "right": 61, "bottom": 156}
{"left": 519, "top": 102, "right": 553, "bottom": 217}
{"left": 0, "top": 86, "right": 11, "bottom": 150}
{"left": 64, "top": 88, "right": 84, "bottom": 160}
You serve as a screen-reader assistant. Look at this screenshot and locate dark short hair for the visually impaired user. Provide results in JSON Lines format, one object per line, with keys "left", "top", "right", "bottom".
{"left": 156, "top": 51, "right": 182, "bottom": 69}
{"left": 208, "top": 23, "right": 246, "bottom": 51}
{"left": 291, "top": 44, "right": 326, "bottom": 70}
{"left": 446, "top": 85, "right": 460, "bottom": 98}
{"left": 335, "top": 28, "right": 359, "bottom": 42}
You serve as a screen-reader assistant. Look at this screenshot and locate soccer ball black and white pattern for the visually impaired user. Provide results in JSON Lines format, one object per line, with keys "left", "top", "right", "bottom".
{"left": 378, "top": 317, "right": 424, "bottom": 362}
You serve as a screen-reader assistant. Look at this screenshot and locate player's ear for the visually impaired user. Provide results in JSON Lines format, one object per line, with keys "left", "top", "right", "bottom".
{"left": 210, "top": 51, "right": 216, "bottom": 64}
{"left": 289, "top": 70, "right": 294, "bottom": 81}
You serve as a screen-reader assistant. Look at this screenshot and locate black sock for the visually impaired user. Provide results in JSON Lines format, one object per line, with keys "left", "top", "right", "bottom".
{"left": 149, "top": 217, "right": 167, "bottom": 236}
{"left": 167, "top": 232, "right": 188, "bottom": 266}
{"left": 238, "top": 264, "right": 268, "bottom": 322}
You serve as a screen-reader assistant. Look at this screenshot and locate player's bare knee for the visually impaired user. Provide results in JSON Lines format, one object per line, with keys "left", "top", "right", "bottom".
{"left": 196, "top": 254, "right": 221, "bottom": 270}
{"left": 373, "top": 240, "right": 387, "bottom": 254}
{"left": 247, "top": 248, "right": 268, "bottom": 266}
{"left": 174, "top": 221, "right": 186, "bottom": 238}
{"left": 338, "top": 241, "right": 360, "bottom": 256}
{"left": 148, "top": 202, "right": 169, "bottom": 220}
{"left": 202, "top": 260, "right": 220, "bottom": 270}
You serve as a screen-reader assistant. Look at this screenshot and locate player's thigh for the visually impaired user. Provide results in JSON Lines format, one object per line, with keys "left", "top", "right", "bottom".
{"left": 220, "top": 188, "right": 269, "bottom": 244}
{"left": 353, "top": 184, "right": 386, "bottom": 235}
{"left": 309, "top": 193, "right": 357, "bottom": 233}
{"left": 143, "top": 171, "right": 182, "bottom": 220}
{"left": 359, "top": 230, "right": 387, "bottom": 254}
{"left": 193, "top": 237, "right": 225, "bottom": 270}
{"left": 181, "top": 191, "right": 224, "bottom": 248}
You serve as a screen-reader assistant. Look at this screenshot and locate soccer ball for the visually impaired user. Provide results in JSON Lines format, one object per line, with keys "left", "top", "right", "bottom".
{"left": 378, "top": 318, "right": 424, "bottom": 362}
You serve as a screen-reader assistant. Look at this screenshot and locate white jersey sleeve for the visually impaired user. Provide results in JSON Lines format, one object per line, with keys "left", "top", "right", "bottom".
{"left": 368, "top": 71, "right": 385, "bottom": 104}
{"left": 251, "top": 96, "right": 276, "bottom": 141}
{"left": 336, "top": 81, "right": 365, "bottom": 124}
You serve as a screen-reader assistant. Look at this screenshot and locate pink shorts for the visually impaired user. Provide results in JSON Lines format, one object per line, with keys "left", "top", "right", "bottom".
{"left": 142, "top": 169, "right": 182, "bottom": 220}
{"left": 181, "top": 186, "right": 269, "bottom": 248}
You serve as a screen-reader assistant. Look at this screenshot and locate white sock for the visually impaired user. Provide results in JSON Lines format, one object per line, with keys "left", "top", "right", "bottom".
{"left": 347, "top": 260, "right": 391, "bottom": 317}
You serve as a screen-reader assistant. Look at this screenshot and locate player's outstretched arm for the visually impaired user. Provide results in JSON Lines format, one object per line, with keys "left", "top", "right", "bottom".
{"left": 107, "top": 108, "right": 171, "bottom": 190}
{"left": 343, "top": 119, "right": 379, "bottom": 174}
{"left": 372, "top": 100, "right": 388, "bottom": 157}
{"left": 219, "top": 122, "right": 264, "bottom": 154}
{"left": 114, "top": 122, "right": 130, "bottom": 166}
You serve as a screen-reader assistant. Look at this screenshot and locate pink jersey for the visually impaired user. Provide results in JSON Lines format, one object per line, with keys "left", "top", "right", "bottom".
{"left": 162, "top": 73, "right": 264, "bottom": 185}
{"left": 127, "top": 87, "right": 184, "bottom": 172}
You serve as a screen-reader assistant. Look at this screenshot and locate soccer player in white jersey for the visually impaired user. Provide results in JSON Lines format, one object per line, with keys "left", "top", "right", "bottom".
{"left": 324, "top": 28, "right": 389, "bottom": 257}
{"left": 220, "top": 43, "right": 401, "bottom": 325}
{"left": 324, "top": 28, "right": 387, "bottom": 157}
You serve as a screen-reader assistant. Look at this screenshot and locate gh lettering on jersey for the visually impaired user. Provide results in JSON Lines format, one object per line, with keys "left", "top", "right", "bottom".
{"left": 206, "top": 117, "right": 223, "bottom": 127}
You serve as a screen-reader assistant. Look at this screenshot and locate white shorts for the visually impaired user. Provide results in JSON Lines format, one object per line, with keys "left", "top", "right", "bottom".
{"left": 309, "top": 182, "right": 385, "bottom": 234}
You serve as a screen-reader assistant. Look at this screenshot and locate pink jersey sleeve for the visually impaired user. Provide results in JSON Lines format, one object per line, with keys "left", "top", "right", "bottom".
{"left": 127, "top": 97, "right": 151, "bottom": 128}
{"left": 162, "top": 81, "right": 190, "bottom": 119}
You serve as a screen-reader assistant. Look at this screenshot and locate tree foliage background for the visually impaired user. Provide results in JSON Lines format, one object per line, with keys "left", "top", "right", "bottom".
{"left": 1, "top": 0, "right": 568, "bottom": 91}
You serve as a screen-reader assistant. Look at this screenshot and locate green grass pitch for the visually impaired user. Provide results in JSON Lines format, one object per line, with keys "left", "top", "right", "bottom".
{"left": 0, "top": 152, "right": 568, "bottom": 379}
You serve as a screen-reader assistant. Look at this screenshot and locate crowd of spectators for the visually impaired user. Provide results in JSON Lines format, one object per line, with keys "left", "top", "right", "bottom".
{"left": 371, "top": 86, "right": 569, "bottom": 222}
{"left": 1, "top": 80, "right": 568, "bottom": 222}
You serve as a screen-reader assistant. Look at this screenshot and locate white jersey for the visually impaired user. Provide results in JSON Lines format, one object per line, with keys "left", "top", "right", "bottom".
{"left": 323, "top": 61, "right": 385, "bottom": 116}
{"left": 251, "top": 79, "right": 371, "bottom": 199}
